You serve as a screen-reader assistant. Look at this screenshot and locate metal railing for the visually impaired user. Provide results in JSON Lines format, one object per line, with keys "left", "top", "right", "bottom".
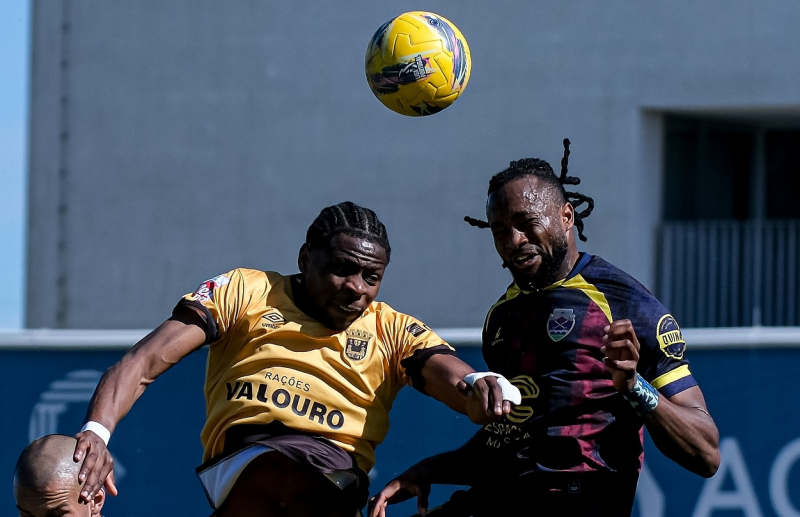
{"left": 2, "top": 327, "right": 799, "bottom": 350}
{"left": 659, "top": 219, "right": 800, "bottom": 327}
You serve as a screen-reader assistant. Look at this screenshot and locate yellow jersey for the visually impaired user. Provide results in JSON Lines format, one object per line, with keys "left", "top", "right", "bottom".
{"left": 180, "top": 268, "right": 453, "bottom": 472}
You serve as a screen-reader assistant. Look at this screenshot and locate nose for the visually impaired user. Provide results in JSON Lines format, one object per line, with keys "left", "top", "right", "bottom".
{"left": 509, "top": 227, "right": 529, "bottom": 250}
{"left": 343, "top": 274, "right": 368, "bottom": 298}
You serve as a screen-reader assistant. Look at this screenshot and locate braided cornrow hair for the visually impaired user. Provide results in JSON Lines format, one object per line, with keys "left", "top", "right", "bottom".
{"left": 464, "top": 139, "right": 594, "bottom": 242}
{"left": 306, "top": 201, "right": 391, "bottom": 260}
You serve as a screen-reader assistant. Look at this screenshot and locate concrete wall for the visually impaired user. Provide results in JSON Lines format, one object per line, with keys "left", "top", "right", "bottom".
{"left": 26, "top": 0, "right": 800, "bottom": 329}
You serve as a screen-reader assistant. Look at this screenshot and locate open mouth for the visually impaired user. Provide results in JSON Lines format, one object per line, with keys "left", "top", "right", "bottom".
{"left": 511, "top": 252, "right": 541, "bottom": 270}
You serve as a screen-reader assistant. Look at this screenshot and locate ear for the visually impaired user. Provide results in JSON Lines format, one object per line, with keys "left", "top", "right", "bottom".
{"left": 90, "top": 487, "right": 105, "bottom": 515}
{"left": 298, "top": 244, "right": 309, "bottom": 274}
{"left": 561, "top": 202, "right": 575, "bottom": 231}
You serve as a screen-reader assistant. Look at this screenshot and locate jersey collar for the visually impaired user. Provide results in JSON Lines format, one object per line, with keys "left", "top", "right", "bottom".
{"left": 543, "top": 251, "right": 591, "bottom": 289}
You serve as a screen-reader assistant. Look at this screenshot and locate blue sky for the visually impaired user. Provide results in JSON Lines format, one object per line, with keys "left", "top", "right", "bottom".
{"left": 0, "top": 0, "right": 29, "bottom": 328}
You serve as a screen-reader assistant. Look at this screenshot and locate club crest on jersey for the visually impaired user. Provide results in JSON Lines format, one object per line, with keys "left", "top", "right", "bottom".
{"left": 345, "top": 329, "right": 372, "bottom": 361}
{"left": 547, "top": 309, "right": 576, "bottom": 342}
{"left": 192, "top": 274, "right": 230, "bottom": 303}
{"left": 657, "top": 314, "right": 686, "bottom": 359}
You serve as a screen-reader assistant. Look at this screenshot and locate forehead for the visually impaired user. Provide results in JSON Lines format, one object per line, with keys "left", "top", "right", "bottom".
{"left": 320, "top": 233, "right": 388, "bottom": 264}
{"left": 15, "top": 482, "right": 79, "bottom": 516}
{"left": 487, "top": 177, "right": 561, "bottom": 220}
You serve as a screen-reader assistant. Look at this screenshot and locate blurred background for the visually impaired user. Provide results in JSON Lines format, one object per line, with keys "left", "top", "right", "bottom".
{"left": 1, "top": 1, "right": 799, "bottom": 516}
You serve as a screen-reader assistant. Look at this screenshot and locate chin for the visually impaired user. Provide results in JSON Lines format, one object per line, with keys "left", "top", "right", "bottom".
{"left": 511, "top": 271, "right": 546, "bottom": 290}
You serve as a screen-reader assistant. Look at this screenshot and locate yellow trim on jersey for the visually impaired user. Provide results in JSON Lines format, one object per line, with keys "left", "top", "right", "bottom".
{"left": 650, "top": 364, "right": 692, "bottom": 390}
{"left": 483, "top": 284, "right": 523, "bottom": 332}
{"left": 555, "top": 274, "right": 614, "bottom": 323}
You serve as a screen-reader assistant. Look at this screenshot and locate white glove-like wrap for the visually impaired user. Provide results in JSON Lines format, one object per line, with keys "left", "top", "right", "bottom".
{"left": 463, "top": 372, "right": 522, "bottom": 405}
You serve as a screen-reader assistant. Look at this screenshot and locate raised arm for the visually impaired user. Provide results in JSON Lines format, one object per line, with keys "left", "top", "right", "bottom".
{"left": 73, "top": 306, "right": 207, "bottom": 502}
{"left": 602, "top": 319, "right": 720, "bottom": 477}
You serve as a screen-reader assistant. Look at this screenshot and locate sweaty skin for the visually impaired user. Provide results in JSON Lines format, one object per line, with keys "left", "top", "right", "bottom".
{"left": 368, "top": 176, "right": 720, "bottom": 517}
{"left": 14, "top": 435, "right": 105, "bottom": 517}
{"left": 71, "top": 232, "right": 514, "bottom": 514}
{"left": 488, "top": 176, "right": 575, "bottom": 290}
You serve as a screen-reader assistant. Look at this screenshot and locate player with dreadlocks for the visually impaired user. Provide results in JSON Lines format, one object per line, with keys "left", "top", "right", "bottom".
{"left": 72, "top": 201, "right": 521, "bottom": 517}
{"left": 370, "top": 141, "right": 720, "bottom": 517}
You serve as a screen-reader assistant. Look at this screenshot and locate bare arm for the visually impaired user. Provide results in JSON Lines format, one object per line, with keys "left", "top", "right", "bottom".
{"left": 74, "top": 306, "right": 207, "bottom": 501}
{"left": 369, "top": 443, "right": 486, "bottom": 517}
{"left": 603, "top": 319, "right": 720, "bottom": 478}
{"left": 644, "top": 386, "right": 720, "bottom": 477}
{"left": 418, "top": 353, "right": 512, "bottom": 424}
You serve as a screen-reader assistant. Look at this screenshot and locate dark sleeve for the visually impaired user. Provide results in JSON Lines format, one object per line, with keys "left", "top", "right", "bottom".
{"left": 173, "top": 299, "right": 218, "bottom": 344}
{"left": 399, "top": 345, "right": 457, "bottom": 393}
{"left": 610, "top": 285, "right": 697, "bottom": 398}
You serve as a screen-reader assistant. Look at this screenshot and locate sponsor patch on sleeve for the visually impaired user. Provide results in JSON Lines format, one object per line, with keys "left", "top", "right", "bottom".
{"left": 656, "top": 314, "right": 686, "bottom": 360}
{"left": 406, "top": 322, "right": 430, "bottom": 337}
{"left": 191, "top": 274, "right": 230, "bottom": 303}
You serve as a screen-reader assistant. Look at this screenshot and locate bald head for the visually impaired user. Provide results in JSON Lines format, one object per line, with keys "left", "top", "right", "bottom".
{"left": 14, "top": 435, "right": 104, "bottom": 517}
{"left": 15, "top": 435, "right": 84, "bottom": 491}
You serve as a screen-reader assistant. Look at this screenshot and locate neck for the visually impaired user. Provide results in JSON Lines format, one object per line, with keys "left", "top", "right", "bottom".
{"left": 558, "top": 248, "right": 581, "bottom": 280}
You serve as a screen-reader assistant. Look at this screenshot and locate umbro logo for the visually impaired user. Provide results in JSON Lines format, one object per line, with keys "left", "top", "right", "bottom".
{"left": 261, "top": 311, "right": 286, "bottom": 329}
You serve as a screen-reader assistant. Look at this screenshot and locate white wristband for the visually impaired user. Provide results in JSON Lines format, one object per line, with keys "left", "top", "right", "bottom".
{"left": 80, "top": 421, "right": 111, "bottom": 446}
{"left": 464, "top": 372, "right": 522, "bottom": 405}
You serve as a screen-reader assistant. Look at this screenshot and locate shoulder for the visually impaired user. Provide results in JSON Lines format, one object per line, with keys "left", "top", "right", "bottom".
{"left": 580, "top": 256, "right": 663, "bottom": 308}
{"left": 211, "top": 268, "right": 282, "bottom": 298}
{"left": 370, "top": 301, "right": 437, "bottom": 339}
{"left": 369, "top": 301, "right": 408, "bottom": 324}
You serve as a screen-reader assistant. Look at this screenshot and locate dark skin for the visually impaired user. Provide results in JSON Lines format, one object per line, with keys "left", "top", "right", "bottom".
{"left": 14, "top": 435, "right": 105, "bottom": 517}
{"left": 72, "top": 233, "right": 513, "bottom": 513}
{"left": 369, "top": 177, "right": 720, "bottom": 517}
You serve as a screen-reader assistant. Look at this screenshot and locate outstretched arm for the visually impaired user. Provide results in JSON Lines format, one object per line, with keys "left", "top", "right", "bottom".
{"left": 418, "top": 353, "right": 516, "bottom": 424}
{"left": 74, "top": 306, "right": 207, "bottom": 502}
{"left": 369, "top": 445, "right": 485, "bottom": 517}
{"left": 603, "top": 319, "right": 720, "bottom": 477}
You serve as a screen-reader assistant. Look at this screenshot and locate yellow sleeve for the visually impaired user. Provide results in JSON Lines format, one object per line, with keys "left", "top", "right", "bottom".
{"left": 378, "top": 305, "right": 456, "bottom": 388}
{"left": 180, "top": 269, "right": 246, "bottom": 342}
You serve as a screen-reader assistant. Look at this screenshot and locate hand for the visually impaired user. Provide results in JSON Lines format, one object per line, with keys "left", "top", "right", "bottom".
{"left": 74, "top": 430, "right": 117, "bottom": 502}
{"left": 601, "top": 319, "right": 640, "bottom": 392}
{"left": 457, "top": 375, "right": 512, "bottom": 425}
{"left": 368, "top": 466, "right": 432, "bottom": 517}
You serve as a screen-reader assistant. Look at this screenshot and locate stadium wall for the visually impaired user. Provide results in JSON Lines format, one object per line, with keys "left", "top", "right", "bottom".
{"left": 25, "top": 0, "right": 800, "bottom": 329}
{"left": 1, "top": 328, "right": 799, "bottom": 516}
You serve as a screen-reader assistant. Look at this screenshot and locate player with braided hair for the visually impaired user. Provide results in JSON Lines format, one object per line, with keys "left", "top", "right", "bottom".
{"left": 72, "top": 201, "right": 520, "bottom": 517}
{"left": 464, "top": 139, "right": 594, "bottom": 242}
{"left": 370, "top": 142, "right": 720, "bottom": 517}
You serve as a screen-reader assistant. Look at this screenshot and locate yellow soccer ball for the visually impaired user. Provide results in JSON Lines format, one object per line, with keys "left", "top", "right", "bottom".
{"left": 365, "top": 11, "right": 471, "bottom": 116}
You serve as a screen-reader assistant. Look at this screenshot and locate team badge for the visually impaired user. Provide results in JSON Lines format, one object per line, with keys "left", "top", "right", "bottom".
{"left": 547, "top": 309, "right": 576, "bottom": 342}
{"left": 345, "top": 329, "right": 372, "bottom": 361}
{"left": 656, "top": 314, "right": 686, "bottom": 359}
{"left": 192, "top": 274, "right": 230, "bottom": 303}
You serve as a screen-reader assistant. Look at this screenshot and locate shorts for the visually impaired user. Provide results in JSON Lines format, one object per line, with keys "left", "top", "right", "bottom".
{"left": 196, "top": 422, "right": 369, "bottom": 512}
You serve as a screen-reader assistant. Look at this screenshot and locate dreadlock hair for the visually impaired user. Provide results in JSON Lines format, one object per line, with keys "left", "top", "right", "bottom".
{"left": 464, "top": 138, "right": 595, "bottom": 242}
{"left": 306, "top": 201, "right": 391, "bottom": 261}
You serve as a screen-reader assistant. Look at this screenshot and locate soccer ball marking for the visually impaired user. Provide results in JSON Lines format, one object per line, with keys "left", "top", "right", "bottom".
{"left": 365, "top": 11, "right": 471, "bottom": 117}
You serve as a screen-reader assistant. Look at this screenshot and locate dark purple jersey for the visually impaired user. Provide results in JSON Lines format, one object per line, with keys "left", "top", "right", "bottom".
{"left": 468, "top": 253, "right": 696, "bottom": 479}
